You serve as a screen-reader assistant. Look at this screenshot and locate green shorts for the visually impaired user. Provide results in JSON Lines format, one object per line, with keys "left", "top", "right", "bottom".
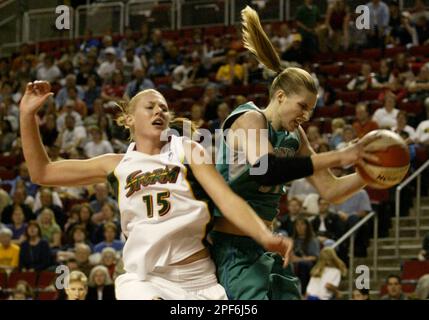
{"left": 209, "top": 231, "right": 302, "bottom": 300}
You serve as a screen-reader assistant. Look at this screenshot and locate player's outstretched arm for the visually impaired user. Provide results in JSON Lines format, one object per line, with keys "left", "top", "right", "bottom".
{"left": 20, "top": 81, "right": 122, "bottom": 186}
{"left": 185, "top": 140, "right": 292, "bottom": 266}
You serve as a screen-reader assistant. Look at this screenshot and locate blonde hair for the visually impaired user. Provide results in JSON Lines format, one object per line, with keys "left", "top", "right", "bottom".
{"left": 67, "top": 270, "right": 88, "bottom": 287}
{"left": 241, "top": 6, "right": 317, "bottom": 100}
{"left": 115, "top": 90, "right": 197, "bottom": 140}
{"left": 331, "top": 118, "right": 346, "bottom": 130}
{"left": 88, "top": 265, "right": 113, "bottom": 287}
{"left": 310, "top": 247, "right": 347, "bottom": 278}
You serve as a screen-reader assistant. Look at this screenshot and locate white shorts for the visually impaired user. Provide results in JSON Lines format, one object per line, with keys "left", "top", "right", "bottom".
{"left": 115, "top": 257, "right": 227, "bottom": 300}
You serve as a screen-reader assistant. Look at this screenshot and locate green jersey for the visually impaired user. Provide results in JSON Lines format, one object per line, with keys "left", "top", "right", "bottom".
{"left": 215, "top": 102, "right": 301, "bottom": 221}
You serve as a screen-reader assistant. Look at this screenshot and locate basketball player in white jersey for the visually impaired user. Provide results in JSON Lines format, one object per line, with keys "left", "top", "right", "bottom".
{"left": 19, "top": 81, "right": 293, "bottom": 300}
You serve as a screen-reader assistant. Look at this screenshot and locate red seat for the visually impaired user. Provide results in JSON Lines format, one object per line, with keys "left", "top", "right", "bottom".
{"left": 384, "top": 46, "right": 406, "bottom": 58}
{"left": 363, "top": 48, "right": 382, "bottom": 60}
{"left": 153, "top": 76, "right": 172, "bottom": 87}
{"left": 415, "top": 145, "right": 429, "bottom": 167}
{"left": 313, "top": 105, "right": 341, "bottom": 119}
{"left": 399, "top": 100, "right": 423, "bottom": 115}
{"left": 181, "top": 86, "right": 205, "bottom": 100}
{"left": 326, "top": 78, "right": 350, "bottom": 90}
{"left": 409, "top": 45, "right": 429, "bottom": 57}
{"left": 7, "top": 272, "right": 37, "bottom": 289}
{"left": 37, "top": 291, "right": 58, "bottom": 300}
{"left": 251, "top": 83, "right": 268, "bottom": 94}
{"left": 226, "top": 85, "right": 249, "bottom": 96}
{"left": 341, "top": 103, "right": 356, "bottom": 117}
{"left": 318, "top": 64, "right": 341, "bottom": 76}
{"left": 159, "top": 88, "right": 180, "bottom": 101}
{"left": 179, "top": 98, "right": 195, "bottom": 112}
{"left": 361, "top": 89, "right": 382, "bottom": 101}
{"left": 37, "top": 272, "right": 57, "bottom": 289}
{"left": 204, "top": 26, "right": 225, "bottom": 37}
{"left": 0, "top": 155, "right": 18, "bottom": 168}
{"left": 402, "top": 260, "right": 429, "bottom": 280}
{"left": 343, "top": 63, "right": 362, "bottom": 75}
{"left": 0, "top": 272, "right": 6, "bottom": 288}
{"left": 337, "top": 91, "right": 360, "bottom": 104}
{"left": 0, "top": 168, "right": 16, "bottom": 181}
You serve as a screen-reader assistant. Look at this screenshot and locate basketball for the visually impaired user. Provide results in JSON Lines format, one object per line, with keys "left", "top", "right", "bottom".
{"left": 356, "top": 130, "right": 410, "bottom": 189}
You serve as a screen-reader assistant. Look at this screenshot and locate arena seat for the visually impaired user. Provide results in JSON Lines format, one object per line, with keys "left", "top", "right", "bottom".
{"left": 402, "top": 260, "right": 429, "bottom": 281}
{"left": 336, "top": 90, "right": 360, "bottom": 104}
{"left": 410, "top": 45, "right": 429, "bottom": 58}
{"left": 399, "top": 100, "right": 423, "bottom": 116}
{"left": 6, "top": 272, "right": 37, "bottom": 289}
{"left": 362, "top": 48, "right": 382, "bottom": 60}
{"left": 181, "top": 86, "right": 205, "bottom": 100}
{"left": 37, "top": 272, "right": 57, "bottom": 289}
{"left": 361, "top": 89, "right": 382, "bottom": 101}
{"left": 37, "top": 291, "right": 58, "bottom": 300}
{"left": 318, "top": 64, "right": 341, "bottom": 77}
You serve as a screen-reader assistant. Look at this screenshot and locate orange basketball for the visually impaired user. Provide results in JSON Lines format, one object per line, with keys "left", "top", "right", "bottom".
{"left": 356, "top": 130, "right": 410, "bottom": 189}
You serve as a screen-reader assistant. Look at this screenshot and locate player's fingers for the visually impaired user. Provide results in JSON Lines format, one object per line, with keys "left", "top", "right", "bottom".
{"left": 283, "top": 238, "right": 293, "bottom": 267}
{"left": 362, "top": 152, "right": 381, "bottom": 164}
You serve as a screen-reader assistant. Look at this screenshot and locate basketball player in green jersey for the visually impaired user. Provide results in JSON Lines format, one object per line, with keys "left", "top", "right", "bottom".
{"left": 210, "top": 6, "right": 381, "bottom": 300}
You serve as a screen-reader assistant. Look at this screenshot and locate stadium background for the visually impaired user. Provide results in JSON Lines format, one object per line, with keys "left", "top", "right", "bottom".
{"left": 0, "top": 0, "right": 429, "bottom": 300}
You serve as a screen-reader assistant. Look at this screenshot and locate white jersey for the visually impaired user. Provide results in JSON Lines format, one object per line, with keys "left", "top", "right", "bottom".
{"left": 109, "top": 135, "right": 211, "bottom": 280}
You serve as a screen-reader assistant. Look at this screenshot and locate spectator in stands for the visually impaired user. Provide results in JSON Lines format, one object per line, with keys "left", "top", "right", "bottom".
{"left": 275, "top": 197, "right": 303, "bottom": 237}
{"left": 1, "top": 188, "right": 35, "bottom": 224}
{"left": 57, "top": 114, "right": 87, "bottom": 155}
{"left": 415, "top": 119, "right": 429, "bottom": 145}
{"left": 188, "top": 56, "right": 209, "bottom": 87}
{"left": 123, "top": 68, "right": 154, "bottom": 100}
{"left": 65, "top": 270, "right": 88, "bottom": 300}
{"left": 414, "top": 274, "right": 429, "bottom": 299}
{"left": 37, "top": 208, "right": 61, "bottom": 246}
{"left": 76, "top": 59, "right": 101, "bottom": 87}
{"left": 36, "top": 55, "right": 62, "bottom": 84}
{"left": 292, "top": 215, "right": 320, "bottom": 293}
{"left": 92, "top": 203, "right": 120, "bottom": 242}
{"left": 97, "top": 47, "right": 118, "bottom": 82}
{"left": 164, "top": 41, "right": 183, "bottom": 73}
{"left": 288, "top": 178, "right": 318, "bottom": 203}
{"left": 75, "top": 243, "right": 92, "bottom": 276}
{"left": 6, "top": 205, "right": 27, "bottom": 245}
{"left": 201, "top": 85, "right": 223, "bottom": 122}
{"left": 372, "top": 90, "right": 399, "bottom": 129}
{"left": 33, "top": 187, "right": 64, "bottom": 229}
{"left": 86, "top": 265, "right": 116, "bottom": 300}
{"left": 271, "top": 23, "right": 293, "bottom": 53}
{"left": 145, "top": 28, "right": 166, "bottom": 58}
{"left": 281, "top": 33, "right": 309, "bottom": 66}
{"left": 306, "top": 125, "right": 326, "bottom": 153}
{"left": 204, "top": 37, "right": 227, "bottom": 73}
{"left": 77, "top": 204, "right": 97, "bottom": 243}
{"left": 11, "top": 43, "right": 37, "bottom": 73}
{"left": 353, "top": 103, "right": 379, "bottom": 138}
{"left": 101, "top": 70, "right": 126, "bottom": 105}
{"left": 352, "top": 288, "right": 370, "bottom": 300}
{"left": 415, "top": 15, "right": 429, "bottom": 44}
{"left": 100, "top": 247, "right": 117, "bottom": 279}
{"left": 190, "top": 103, "right": 209, "bottom": 130}
{"left": 388, "top": 10, "right": 418, "bottom": 47}
{"left": 322, "top": 0, "right": 350, "bottom": 52}
{"left": 336, "top": 125, "right": 356, "bottom": 151}
{"left": 19, "top": 221, "right": 52, "bottom": 271}
{"left": 84, "top": 126, "right": 114, "bottom": 158}
{"left": 147, "top": 50, "right": 169, "bottom": 79}
{"left": 393, "top": 52, "right": 415, "bottom": 87}
{"left": 381, "top": 275, "right": 408, "bottom": 300}
{"left": 66, "top": 86, "right": 88, "bottom": 118}
{"left": 347, "top": 63, "right": 374, "bottom": 91}
{"left": 0, "top": 119, "right": 16, "bottom": 153}
{"left": 13, "top": 280, "right": 34, "bottom": 300}
{"left": 55, "top": 74, "right": 85, "bottom": 110}
{"left": 79, "top": 30, "right": 100, "bottom": 54}
{"left": 305, "top": 247, "right": 347, "bottom": 300}
{"left": 373, "top": 59, "right": 397, "bottom": 90}
{"left": 328, "top": 118, "right": 346, "bottom": 149}
{"left": 366, "top": 0, "right": 390, "bottom": 48}
{"left": 215, "top": 50, "right": 244, "bottom": 86}
{"left": 295, "top": 0, "right": 322, "bottom": 56}
{"left": 83, "top": 75, "right": 101, "bottom": 112}
{"left": 93, "top": 223, "right": 124, "bottom": 254}
{"left": 312, "top": 197, "right": 344, "bottom": 248}
{"left": 209, "top": 102, "right": 231, "bottom": 133}
{"left": 334, "top": 169, "right": 372, "bottom": 257}
{"left": 39, "top": 114, "right": 59, "bottom": 148}
{"left": 407, "top": 63, "right": 429, "bottom": 104}
{"left": 243, "top": 54, "right": 264, "bottom": 85}
{"left": 0, "top": 227, "right": 20, "bottom": 271}
{"left": 392, "top": 111, "right": 416, "bottom": 143}
{"left": 418, "top": 232, "right": 429, "bottom": 260}
{"left": 122, "top": 47, "right": 144, "bottom": 83}
{"left": 89, "top": 183, "right": 117, "bottom": 214}
{"left": 410, "top": 0, "right": 429, "bottom": 22}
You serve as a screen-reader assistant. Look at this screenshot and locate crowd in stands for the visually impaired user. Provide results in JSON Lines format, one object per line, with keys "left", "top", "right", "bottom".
{"left": 1, "top": 0, "right": 429, "bottom": 300}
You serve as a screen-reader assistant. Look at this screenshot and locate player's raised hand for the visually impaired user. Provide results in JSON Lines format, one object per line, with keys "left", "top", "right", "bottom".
{"left": 261, "top": 233, "right": 293, "bottom": 267}
{"left": 20, "top": 81, "right": 53, "bottom": 115}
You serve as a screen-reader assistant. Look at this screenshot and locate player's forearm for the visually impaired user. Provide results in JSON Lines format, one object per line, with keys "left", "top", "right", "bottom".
{"left": 20, "top": 112, "right": 51, "bottom": 184}
{"left": 219, "top": 194, "right": 271, "bottom": 245}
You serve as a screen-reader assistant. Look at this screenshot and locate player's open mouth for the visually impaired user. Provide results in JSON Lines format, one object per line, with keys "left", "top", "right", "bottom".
{"left": 152, "top": 119, "right": 164, "bottom": 127}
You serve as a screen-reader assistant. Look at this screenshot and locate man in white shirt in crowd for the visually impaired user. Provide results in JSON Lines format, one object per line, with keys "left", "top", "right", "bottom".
{"left": 372, "top": 90, "right": 399, "bottom": 129}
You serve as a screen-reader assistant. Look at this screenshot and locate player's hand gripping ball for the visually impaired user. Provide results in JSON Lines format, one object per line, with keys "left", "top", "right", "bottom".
{"left": 356, "top": 130, "right": 410, "bottom": 189}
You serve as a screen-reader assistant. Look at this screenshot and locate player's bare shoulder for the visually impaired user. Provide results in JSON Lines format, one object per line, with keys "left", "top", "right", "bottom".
{"left": 231, "top": 110, "right": 267, "bottom": 131}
